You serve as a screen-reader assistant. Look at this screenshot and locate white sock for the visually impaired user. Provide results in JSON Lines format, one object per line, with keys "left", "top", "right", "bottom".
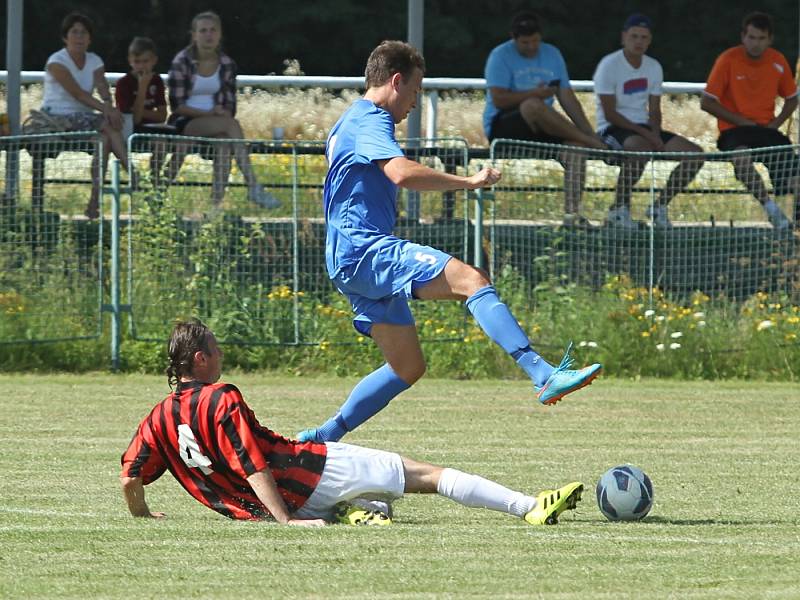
{"left": 436, "top": 468, "right": 536, "bottom": 518}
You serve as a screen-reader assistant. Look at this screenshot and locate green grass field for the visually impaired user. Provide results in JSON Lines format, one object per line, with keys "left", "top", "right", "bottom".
{"left": 1, "top": 374, "right": 798, "bottom": 599}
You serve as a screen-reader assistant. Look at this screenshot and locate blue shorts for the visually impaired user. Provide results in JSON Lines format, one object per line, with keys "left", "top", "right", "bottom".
{"left": 332, "top": 237, "right": 452, "bottom": 336}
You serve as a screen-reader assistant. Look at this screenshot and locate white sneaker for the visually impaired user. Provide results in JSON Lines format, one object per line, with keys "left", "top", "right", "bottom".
{"left": 645, "top": 204, "right": 672, "bottom": 228}
{"left": 606, "top": 206, "right": 637, "bottom": 229}
{"left": 248, "top": 184, "right": 281, "bottom": 209}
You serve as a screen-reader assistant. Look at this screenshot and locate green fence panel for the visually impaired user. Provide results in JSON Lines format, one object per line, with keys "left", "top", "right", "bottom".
{"left": 488, "top": 139, "right": 799, "bottom": 305}
{"left": 0, "top": 132, "right": 104, "bottom": 344}
{"left": 125, "top": 135, "right": 472, "bottom": 346}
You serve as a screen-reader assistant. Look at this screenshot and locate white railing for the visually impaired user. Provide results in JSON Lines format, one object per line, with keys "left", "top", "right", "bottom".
{"left": 0, "top": 70, "right": 706, "bottom": 92}
{"left": 1, "top": 70, "right": 706, "bottom": 140}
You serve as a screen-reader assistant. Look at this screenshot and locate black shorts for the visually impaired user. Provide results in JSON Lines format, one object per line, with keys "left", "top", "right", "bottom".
{"left": 168, "top": 116, "right": 194, "bottom": 135}
{"left": 599, "top": 124, "right": 676, "bottom": 149}
{"left": 488, "top": 109, "right": 565, "bottom": 144}
{"left": 718, "top": 126, "right": 800, "bottom": 195}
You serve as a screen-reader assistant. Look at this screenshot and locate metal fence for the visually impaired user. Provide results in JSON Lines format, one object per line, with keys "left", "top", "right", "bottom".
{"left": 0, "top": 132, "right": 104, "bottom": 344}
{"left": 488, "top": 139, "right": 799, "bottom": 303}
{"left": 1, "top": 132, "right": 798, "bottom": 363}
{"left": 122, "top": 135, "right": 473, "bottom": 348}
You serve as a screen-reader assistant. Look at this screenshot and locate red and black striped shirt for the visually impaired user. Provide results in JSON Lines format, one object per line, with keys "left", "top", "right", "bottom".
{"left": 120, "top": 380, "right": 327, "bottom": 520}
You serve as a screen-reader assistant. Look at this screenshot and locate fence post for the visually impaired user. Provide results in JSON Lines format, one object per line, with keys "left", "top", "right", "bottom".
{"left": 424, "top": 91, "right": 438, "bottom": 140}
{"left": 474, "top": 186, "right": 484, "bottom": 270}
{"left": 110, "top": 159, "right": 121, "bottom": 371}
{"left": 647, "top": 154, "right": 655, "bottom": 308}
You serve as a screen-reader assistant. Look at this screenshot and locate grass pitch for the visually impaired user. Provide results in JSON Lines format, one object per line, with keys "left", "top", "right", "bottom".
{"left": 0, "top": 374, "right": 798, "bottom": 599}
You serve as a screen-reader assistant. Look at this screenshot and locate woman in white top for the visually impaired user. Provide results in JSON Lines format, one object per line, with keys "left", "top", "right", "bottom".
{"left": 167, "top": 11, "right": 279, "bottom": 209}
{"left": 42, "top": 12, "right": 130, "bottom": 219}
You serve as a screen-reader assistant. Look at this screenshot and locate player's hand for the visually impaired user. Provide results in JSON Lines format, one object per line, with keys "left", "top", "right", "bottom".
{"left": 287, "top": 518, "right": 327, "bottom": 527}
{"left": 643, "top": 129, "right": 665, "bottom": 151}
{"left": 212, "top": 105, "right": 231, "bottom": 117}
{"left": 532, "top": 84, "right": 557, "bottom": 99}
{"left": 466, "top": 167, "right": 501, "bottom": 189}
{"left": 104, "top": 105, "right": 123, "bottom": 130}
{"left": 136, "top": 69, "right": 152, "bottom": 84}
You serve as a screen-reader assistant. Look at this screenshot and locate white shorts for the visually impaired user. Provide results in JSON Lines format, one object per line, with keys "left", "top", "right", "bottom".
{"left": 293, "top": 442, "right": 405, "bottom": 520}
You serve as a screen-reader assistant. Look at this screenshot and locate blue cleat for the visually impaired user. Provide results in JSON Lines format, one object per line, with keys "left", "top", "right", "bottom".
{"left": 536, "top": 342, "right": 602, "bottom": 405}
{"left": 296, "top": 428, "right": 324, "bottom": 443}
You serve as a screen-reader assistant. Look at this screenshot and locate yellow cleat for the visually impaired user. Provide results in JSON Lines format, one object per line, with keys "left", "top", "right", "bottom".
{"left": 334, "top": 502, "right": 392, "bottom": 526}
{"left": 524, "top": 482, "right": 584, "bottom": 525}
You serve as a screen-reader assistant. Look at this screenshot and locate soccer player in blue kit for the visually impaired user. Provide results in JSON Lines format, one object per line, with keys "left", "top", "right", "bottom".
{"left": 298, "top": 41, "right": 601, "bottom": 444}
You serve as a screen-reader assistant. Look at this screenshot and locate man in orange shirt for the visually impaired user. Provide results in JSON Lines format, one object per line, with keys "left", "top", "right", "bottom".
{"left": 701, "top": 12, "right": 797, "bottom": 229}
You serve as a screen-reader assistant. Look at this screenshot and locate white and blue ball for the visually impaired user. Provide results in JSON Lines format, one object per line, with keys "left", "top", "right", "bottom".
{"left": 596, "top": 464, "right": 653, "bottom": 521}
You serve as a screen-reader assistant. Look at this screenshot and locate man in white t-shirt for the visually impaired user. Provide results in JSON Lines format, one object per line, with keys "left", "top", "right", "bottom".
{"left": 593, "top": 14, "right": 703, "bottom": 228}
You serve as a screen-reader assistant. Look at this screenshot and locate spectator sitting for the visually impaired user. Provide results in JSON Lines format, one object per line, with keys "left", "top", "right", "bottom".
{"left": 593, "top": 13, "right": 703, "bottom": 229}
{"left": 167, "top": 11, "right": 279, "bottom": 209}
{"left": 700, "top": 11, "right": 796, "bottom": 230}
{"left": 114, "top": 36, "right": 169, "bottom": 187}
{"left": 483, "top": 11, "right": 606, "bottom": 227}
{"left": 40, "top": 12, "right": 130, "bottom": 219}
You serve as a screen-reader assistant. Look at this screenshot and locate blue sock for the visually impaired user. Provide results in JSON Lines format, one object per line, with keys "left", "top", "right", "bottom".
{"left": 316, "top": 364, "right": 410, "bottom": 441}
{"left": 466, "top": 285, "right": 554, "bottom": 387}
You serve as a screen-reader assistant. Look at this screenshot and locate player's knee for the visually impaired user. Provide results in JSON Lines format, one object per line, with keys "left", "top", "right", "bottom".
{"left": 463, "top": 265, "right": 491, "bottom": 295}
{"left": 396, "top": 358, "right": 426, "bottom": 384}
{"left": 519, "top": 97, "right": 547, "bottom": 120}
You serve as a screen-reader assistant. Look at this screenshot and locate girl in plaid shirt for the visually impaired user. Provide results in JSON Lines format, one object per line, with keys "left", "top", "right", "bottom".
{"left": 167, "top": 11, "right": 279, "bottom": 209}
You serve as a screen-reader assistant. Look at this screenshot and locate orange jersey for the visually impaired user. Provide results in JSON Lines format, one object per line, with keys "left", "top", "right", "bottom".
{"left": 704, "top": 46, "right": 797, "bottom": 132}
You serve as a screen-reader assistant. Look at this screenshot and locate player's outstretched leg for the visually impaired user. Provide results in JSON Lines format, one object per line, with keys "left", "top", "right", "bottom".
{"left": 406, "top": 459, "right": 583, "bottom": 526}
{"left": 465, "top": 285, "right": 601, "bottom": 403}
{"left": 297, "top": 363, "right": 410, "bottom": 443}
{"left": 535, "top": 342, "right": 602, "bottom": 405}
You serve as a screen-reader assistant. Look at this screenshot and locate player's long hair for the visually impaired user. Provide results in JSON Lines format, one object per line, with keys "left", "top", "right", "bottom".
{"left": 365, "top": 41, "right": 425, "bottom": 88}
{"left": 166, "top": 318, "right": 212, "bottom": 388}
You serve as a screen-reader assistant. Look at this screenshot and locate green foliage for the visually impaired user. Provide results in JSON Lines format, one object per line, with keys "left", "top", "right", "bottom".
{"left": 15, "top": 0, "right": 800, "bottom": 80}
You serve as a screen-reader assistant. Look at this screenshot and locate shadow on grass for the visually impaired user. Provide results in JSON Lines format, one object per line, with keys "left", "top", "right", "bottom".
{"left": 633, "top": 515, "right": 785, "bottom": 526}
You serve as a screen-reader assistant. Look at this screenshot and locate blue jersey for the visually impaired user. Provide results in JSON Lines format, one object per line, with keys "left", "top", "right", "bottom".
{"left": 483, "top": 40, "right": 571, "bottom": 137}
{"left": 323, "top": 99, "right": 405, "bottom": 277}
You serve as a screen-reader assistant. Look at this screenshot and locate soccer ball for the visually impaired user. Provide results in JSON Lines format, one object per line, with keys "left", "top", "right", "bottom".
{"left": 596, "top": 464, "right": 653, "bottom": 521}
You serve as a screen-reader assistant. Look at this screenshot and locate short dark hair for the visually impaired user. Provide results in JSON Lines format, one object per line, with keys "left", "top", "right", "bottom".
{"left": 364, "top": 40, "right": 425, "bottom": 89}
{"left": 128, "top": 36, "right": 157, "bottom": 56}
{"left": 60, "top": 12, "right": 93, "bottom": 39}
{"left": 742, "top": 12, "right": 773, "bottom": 36}
{"left": 166, "top": 319, "right": 212, "bottom": 388}
{"left": 511, "top": 11, "right": 540, "bottom": 37}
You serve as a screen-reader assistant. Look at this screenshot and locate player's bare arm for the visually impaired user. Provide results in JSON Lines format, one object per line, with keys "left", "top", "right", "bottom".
{"left": 599, "top": 94, "right": 661, "bottom": 148}
{"left": 119, "top": 476, "right": 166, "bottom": 518}
{"left": 700, "top": 95, "right": 756, "bottom": 127}
{"left": 378, "top": 156, "right": 501, "bottom": 191}
{"left": 246, "top": 469, "right": 326, "bottom": 527}
{"left": 767, "top": 95, "right": 798, "bottom": 128}
{"left": 489, "top": 85, "right": 556, "bottom": 110}
{"left": 557, "top": 87, "right": 598, "bottom": 138}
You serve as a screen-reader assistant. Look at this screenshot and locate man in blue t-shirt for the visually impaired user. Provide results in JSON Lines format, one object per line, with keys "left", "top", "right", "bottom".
{"left": 484, "top": 11, "right": 605, "bottom": 226}
{"left": 297, "top": 41, "right": 601, "bottom": 445}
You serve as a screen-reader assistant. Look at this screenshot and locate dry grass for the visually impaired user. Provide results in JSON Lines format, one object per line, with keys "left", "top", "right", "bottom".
{"left": 8, "top": 83, "right": 795, "bottom": 148}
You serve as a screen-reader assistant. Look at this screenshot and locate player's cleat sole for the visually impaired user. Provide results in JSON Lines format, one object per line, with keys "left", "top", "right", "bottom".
{"left": 536, "top": 342, "right": 602, "bottom": 405}
{"left": 296, "top": 428, "right": 323, "bottom": 443}
{"left": 334, "top": 502, "right": 392, "bottom": 526}
{"left": 524, "top": 482, "right": 584, "bottom": 525}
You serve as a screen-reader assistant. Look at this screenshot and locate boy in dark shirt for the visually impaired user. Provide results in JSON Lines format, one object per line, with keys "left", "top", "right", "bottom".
{"left": 115, "top": 37, "right": 169, "bottom": 185}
